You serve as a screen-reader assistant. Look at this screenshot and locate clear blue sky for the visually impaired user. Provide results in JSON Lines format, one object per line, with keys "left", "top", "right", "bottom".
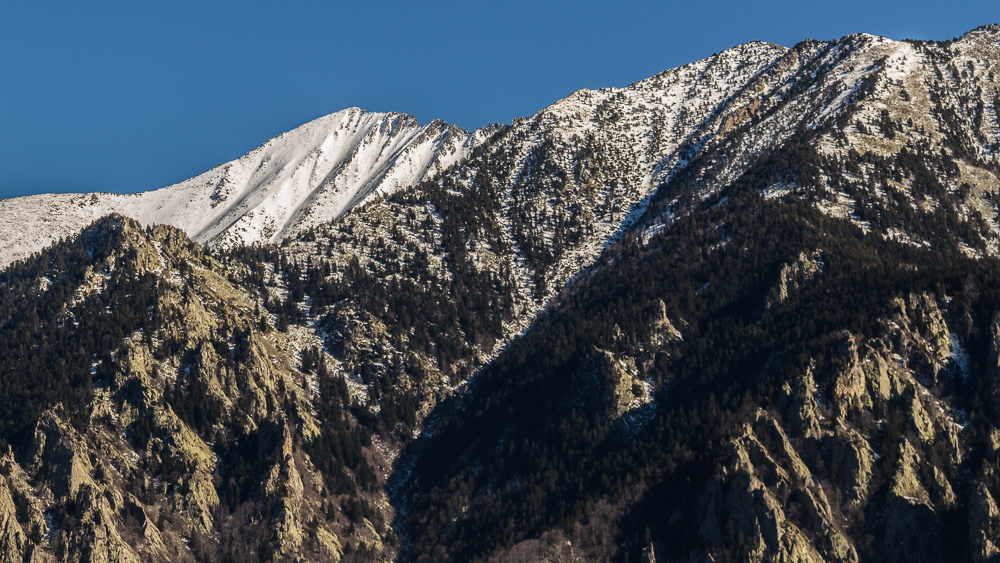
{"left": 0, "top": 0, "right": 996, "bottom": 199}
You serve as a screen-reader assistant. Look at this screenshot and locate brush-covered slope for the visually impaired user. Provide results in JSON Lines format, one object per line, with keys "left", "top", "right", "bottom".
{"left": 389, "top": 25, "right": 1000, "bottom": 563}
{"left": 210, "top": 39, "right": 801, "bottom": 425}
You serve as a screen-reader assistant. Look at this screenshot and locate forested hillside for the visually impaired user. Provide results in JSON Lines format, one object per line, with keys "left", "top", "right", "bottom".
{"left": 402, "top": 132, "right": 1000, "bottom": 562}
{"left": 0, "top": 217, "right": 399, "bottom": 562}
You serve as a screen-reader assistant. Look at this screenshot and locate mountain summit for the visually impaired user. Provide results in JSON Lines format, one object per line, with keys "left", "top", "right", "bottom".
{"left": 0, "top": 108, "right": 479, "bottom": 265}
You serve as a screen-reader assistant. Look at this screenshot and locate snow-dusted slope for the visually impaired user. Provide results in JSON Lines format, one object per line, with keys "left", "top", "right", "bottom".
{"left": 0, "top": 41, "right": 802, "bottom": 272}
{"left": 282, "top": 40, "right": 798, "bottom": 377}
{"left": 0, "top": 108, "right": 480, "bottom": 267}
{"left": 636, "top": 25, "right": 1000, "bottom": 256}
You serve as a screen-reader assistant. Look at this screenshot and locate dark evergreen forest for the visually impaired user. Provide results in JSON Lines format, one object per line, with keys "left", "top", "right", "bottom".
{"left": 400, "top": 134, "right": 1000, "bottom": 562}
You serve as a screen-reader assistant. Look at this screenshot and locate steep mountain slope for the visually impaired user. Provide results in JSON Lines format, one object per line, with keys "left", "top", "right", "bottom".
{"left": 258, "top": 25, "right": 1000, "bottom": 453}
{"left": 640, "top": 26, "right": 1000, "bottom": 253}
{"left": 225, "top": 41, "right": 808, "bottom": 442}
{"left": 388, "top": 25, "right": 1000, "bottom": 563}
{"left": 401, "top": 134, "right": 1000, "bottom": 563}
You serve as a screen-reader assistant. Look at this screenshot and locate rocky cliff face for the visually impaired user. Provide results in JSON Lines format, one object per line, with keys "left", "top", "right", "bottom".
{"left": 688, "top": 286, "right": 982, "bottom": 563}
{"left": 0, "top": 216, "right": 399, "bottom": 562}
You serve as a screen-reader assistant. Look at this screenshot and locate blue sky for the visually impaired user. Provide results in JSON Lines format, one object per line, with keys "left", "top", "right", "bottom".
{"left": 0, "top": 0, "right": 996, "bottom": 199}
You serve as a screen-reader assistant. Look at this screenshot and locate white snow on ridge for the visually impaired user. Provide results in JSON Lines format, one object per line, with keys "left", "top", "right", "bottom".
{"left": 0, "top": 108, "right": 480, "bottom": 268}
{"left": 0, "top": 192, "right": 134, "bottom": 268}
{"left": 0, "top": 40, "right": 793, "bottom": 274}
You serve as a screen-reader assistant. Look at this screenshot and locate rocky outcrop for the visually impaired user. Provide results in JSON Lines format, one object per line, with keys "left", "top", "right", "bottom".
{"left": 908, "top": 393, "right": 936, "bottom": 444}
{"left": 833, "top": 332, "right": 872, "bottom": 415}
{"left": 701, "top": 412, "right": 857, "bottom": 563}
{"left": 640, "top": 542, "right": 656, "bottom": 563}
{"left": 259, "top": 419, "right": 306, "bottom": 557}
{"left": 55, "top": 485, "right": 140, "bottom": 563}
{"left": 648, "top": 299, "right": 682, "bottom": 348}
{"left": 156, "top": 287, "right": 217, "bottom": 350}
{"left": 0, "top": 475, "right": 29, "bottom": 563}
{"left": 314, "top": 526, "right": 343, "bottom": 562}
{"left": 832, "top": 332, "right": 906, "bottom": 419}
{"left": 360, "top": 518, "right": 384, "bottom": 553}
{"left": 904, "top": 294, "right": 952, "bottom": 378}
{"left": 988, "top": 313, "right": 1000, "bottom": 417}
{"left": 79, "top": 214, "right": 161, "bottom": 276}
{"left": 191, "top": 341, "right": 236, "bottom": 411}
{"left": 767, "top": 250, "right": 823, "bottom": 308}
{"left": 149, "top": 406, "right": 219, "bottom": 533}
{"left": 970, "top": 481, "right": 1000, "bottom": 563}
{"left": 692, "top": 289, "right": 974, "bottom": 563}
{"left": 883, "top": 440, "right": 944, "bottom": 563}
{"left": 26, "top": 412, "right": 94, "bottom": 500}
{"left": 6, "top": 409, "right": 172, "bottom": 562}
{"left": 830, "top": 425, "right": 874, "bottom": 506}
{"left": 884, "top": 294, "right": 952, "bottom": 384}
{"left": 109, "top": 342, "right": 221, "bottom": 535}
{"left": 988, "top": 428, "right": 1000, "bottom": 461}
{"left": 932, "top": 466, "right": 957, "bottom": 510}
{"left": 112, "top": 342, "right": 154, "bottom": 395}
{"left": 718, "top": 98, "right": 762, "bottom": 135}
{"left": 123, "top": 495, "right": 167, "bottom": 559}
{"left": 151, "top": 224, "right": 202, "bottom": 263}
{"left": 700, "top": 438, "right": 826, "bottom": 563}
{"left": 580, "top": 347, "right": 652, "bottom": 422}
{"left": 777, "top": 365, "right": 825, "bottom": 440}
{"left": 235, "top": 329, "right": 282, "bottom": 422}
{"left": 0, "top": 450, "right": 47, "bottom": 545}
{"left": 860, "top": 350, "right": 892, "bottom": 403}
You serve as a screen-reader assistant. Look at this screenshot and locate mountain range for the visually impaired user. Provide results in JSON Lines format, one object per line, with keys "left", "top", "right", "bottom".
{"left": 0, "top": 24, "right": 999, "bottom": 563}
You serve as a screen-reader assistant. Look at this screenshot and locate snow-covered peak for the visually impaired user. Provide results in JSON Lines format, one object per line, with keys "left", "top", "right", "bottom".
{"left": 129, "top": 108, "right": 477, "bottom": 248}
{"left": 0, "top": 108, "right": 476, "bottom": 266}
